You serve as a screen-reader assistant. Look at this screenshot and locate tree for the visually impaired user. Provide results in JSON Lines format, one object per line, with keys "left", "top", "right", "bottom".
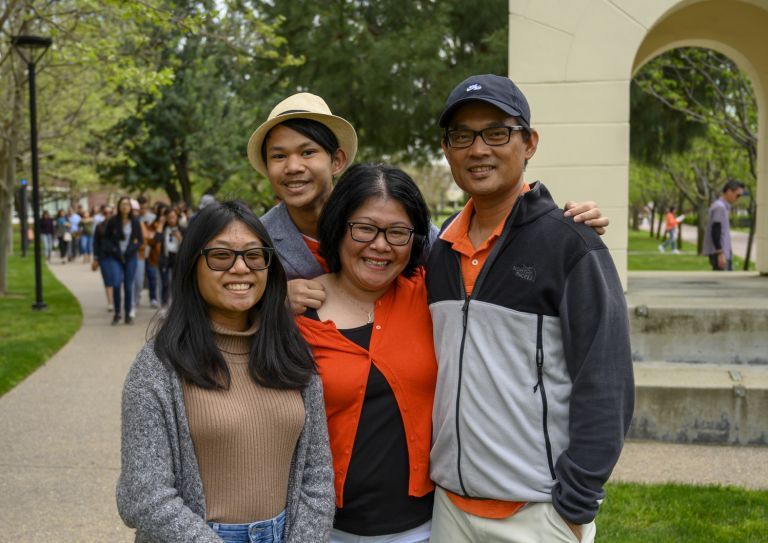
{"left": 96, "top": 0, "right": 298, "bottom": 210}
{"left": 658, "top": 132, "right": 750, "bottom": 253}
{"left": 0, "top": 0, "right": 174, "bottom": 295}
{"left": 248, "top": 0, "right": 508, "bottom": 163}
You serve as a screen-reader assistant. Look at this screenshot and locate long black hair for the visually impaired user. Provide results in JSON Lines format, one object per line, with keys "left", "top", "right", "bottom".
{"left": 153, "top": 200, "right": 315, "bottom": 390}
{"left": 318, "top": 163, "right": 431, "bottom": 277}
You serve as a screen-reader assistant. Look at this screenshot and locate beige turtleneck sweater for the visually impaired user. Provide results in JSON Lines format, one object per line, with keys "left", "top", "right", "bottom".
{"left": 181, "top": 321, "right": 305, "bottom": 523}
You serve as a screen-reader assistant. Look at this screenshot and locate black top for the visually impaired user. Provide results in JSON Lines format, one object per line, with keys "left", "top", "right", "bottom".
{"left": 305, "top": 309, "right": 433, "bottom": 535}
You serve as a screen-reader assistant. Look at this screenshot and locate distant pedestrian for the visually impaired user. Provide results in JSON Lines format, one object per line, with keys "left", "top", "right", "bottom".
{"left": 131, "top": 197, "right": 156, "bottom": 314}
{"left": 92, "top": 205, "right": 115, "bottom": 311}
{"left": 40, "top": 210, "right": 55, "bottom": 261}
{"left": 658, "top": 206, "right": 684, "bottom": 254}
{"left": 55, "top": 210, "right": 70, "bottom": 264}
{"left": 156, "top": 206, "right": 184, "bottom": 307}
{"left": 102, "top": 196, "right": 143, "bottom": 325}
{"left": 79, "top": 210, "right": 94, "bottom": 264}
{"left": 703, "top": 179, "right": 745, "bottom": 271}
{"left": 67, "top": 207, "right": 81, "bottom": 261}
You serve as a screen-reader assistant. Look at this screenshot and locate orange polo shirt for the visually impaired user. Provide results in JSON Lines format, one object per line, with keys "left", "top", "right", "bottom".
{"left": 302, "top": 235, "right": 330, "bottom": 273}
{"left": 438, "top": 185, "right": 530, "bottom": 520}
{"left": 296, "top": 271, "right": 436, "bottom": 507}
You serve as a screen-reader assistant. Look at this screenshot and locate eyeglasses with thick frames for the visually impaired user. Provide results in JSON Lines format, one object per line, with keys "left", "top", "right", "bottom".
{"left": 445, "top": 125, "right": 527, "bottom": 149}
{"left": 200, "top": 247, "right": 273, "bottom": 271}
{"left": 348, "top": 222, "right": 415, "bottom": 246}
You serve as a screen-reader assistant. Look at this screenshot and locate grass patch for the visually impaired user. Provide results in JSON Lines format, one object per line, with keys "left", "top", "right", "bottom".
{"left": 0, "top": 254, "right": 82, "bottom": 395}
{"left": 600, "top": 482, "right": 768, "bottom": 542}
{"left": 628, "top": 230, "right": 754, "bottom": 271}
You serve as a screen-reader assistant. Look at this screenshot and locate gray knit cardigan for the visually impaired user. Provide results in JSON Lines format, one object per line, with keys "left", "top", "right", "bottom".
{"left": 117, "top": 342, "right": 335, "bottom": 542}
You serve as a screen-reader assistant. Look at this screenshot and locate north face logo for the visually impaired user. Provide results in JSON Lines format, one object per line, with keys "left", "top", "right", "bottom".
{"left": 466, "top": 83, "right": 482, "bottom": 92}
{"left": 513, "top": 264, "right": 536, "bottom": 282}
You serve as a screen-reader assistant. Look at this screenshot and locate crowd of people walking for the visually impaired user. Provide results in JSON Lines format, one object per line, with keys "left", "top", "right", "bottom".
{"left": 46, "top": 196, "right": 199, "bottom": 325}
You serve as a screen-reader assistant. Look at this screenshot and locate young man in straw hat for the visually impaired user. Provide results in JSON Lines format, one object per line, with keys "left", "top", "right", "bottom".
{"left": 247, "top": 92, "right": 358, "bottom": 280}
{"left": 248, "top": 92, "right": 608, "bottom": 287}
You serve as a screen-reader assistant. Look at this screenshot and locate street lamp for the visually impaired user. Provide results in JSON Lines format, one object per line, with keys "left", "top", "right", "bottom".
{"left": 12, "top": 34, "right": 52, "bottom": 310}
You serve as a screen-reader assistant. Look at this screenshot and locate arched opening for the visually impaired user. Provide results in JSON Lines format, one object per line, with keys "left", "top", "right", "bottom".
{"left": 630, "top": 0, "right": 768, "bottom": 275}
{"left": 628, "top": 45, "right": 758, "bottom": 271}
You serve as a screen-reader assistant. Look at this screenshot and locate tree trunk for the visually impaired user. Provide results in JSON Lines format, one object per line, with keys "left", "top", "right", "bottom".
{"left": 173, "top": 149, "right": 192, "bottom": 206}
{"left": 164, "top": 181, "right": 181, "bottom": 205}
{"left": 0, "top": 61, "right": 26, "bottom": 295}
{"left": 676, "top": 192, "right": 685, "bottom": 250}
{"left": 697, "top": 200, "right": 709, "bottom": 255}
{"left": 744, "top": 196, "right": 756, "bottom": 270}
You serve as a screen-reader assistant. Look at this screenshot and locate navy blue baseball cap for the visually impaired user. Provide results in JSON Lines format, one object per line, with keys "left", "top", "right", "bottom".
{"left": 439, "top": 74, "right": 531, "bottom": 128}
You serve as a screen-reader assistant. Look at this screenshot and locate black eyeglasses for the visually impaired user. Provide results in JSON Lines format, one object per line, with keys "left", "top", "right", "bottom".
{"left": 445, "top": 125, "right": 527, "bottom": 149}
{"left": 200, "top": 247, "right": 274, "bottom": 271}
{"left": 348, "top": 222, "right": 414, "bottom": 246}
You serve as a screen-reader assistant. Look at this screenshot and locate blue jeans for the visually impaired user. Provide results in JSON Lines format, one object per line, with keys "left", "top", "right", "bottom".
{"left": 133, "top": 259, "right": 146, "bottom": 307}
{"left": 160, "top": 261, "right": 175, "bottom": 306}
{"left": 146, "top": 264, "right": 158, "bottom": 302}
{"left": 42, "top": 233, "right": 53, "bottom": 259}
{"left": 661, "top": 228, "right": 677, "bottom": 251}
{"left": 79, "top": 235, "right": 93, "bottom": 256}
{"left": 103, "top": 256, "right": 138, "bottom": 317}
{"left": 208, "top": 510, "right": 285, "bottom": 543}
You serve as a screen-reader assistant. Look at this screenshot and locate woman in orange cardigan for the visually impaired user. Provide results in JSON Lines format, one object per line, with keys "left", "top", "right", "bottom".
{"left": 295, "top": 164, "right": 436, "bottom": 542}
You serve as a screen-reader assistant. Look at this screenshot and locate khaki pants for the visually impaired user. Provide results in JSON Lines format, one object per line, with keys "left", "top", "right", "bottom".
{"left": 430, "top": 487, "right": 596, "bottom": 543}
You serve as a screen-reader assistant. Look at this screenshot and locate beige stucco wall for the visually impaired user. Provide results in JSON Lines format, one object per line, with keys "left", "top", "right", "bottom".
{"left": 509, "top": 0, "right": 768, "bottom": 286}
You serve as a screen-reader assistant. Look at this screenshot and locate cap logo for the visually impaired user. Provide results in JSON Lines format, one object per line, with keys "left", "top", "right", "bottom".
{"left": 466, "top": 83, "right": 482, "bottom": 92}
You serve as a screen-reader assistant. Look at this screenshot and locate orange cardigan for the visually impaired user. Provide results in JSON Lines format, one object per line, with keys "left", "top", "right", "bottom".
{"left": 296, "top": 271, "right": 437, "bottom": 507}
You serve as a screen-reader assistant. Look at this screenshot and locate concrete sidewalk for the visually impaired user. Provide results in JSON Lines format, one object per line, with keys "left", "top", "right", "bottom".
{"left": 0, "top": 260, "right": 144, "bottom": 542}
{"left": 0, "top": 263, "right": 766, "bottom": 541}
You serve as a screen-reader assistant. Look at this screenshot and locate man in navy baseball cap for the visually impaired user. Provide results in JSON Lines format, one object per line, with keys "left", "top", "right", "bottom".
{"left": 426, "top": 75, "right": 633, "bottom": 543}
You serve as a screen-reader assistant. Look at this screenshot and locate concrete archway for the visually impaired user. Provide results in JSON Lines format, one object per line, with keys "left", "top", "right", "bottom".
{"left": 508, "top": 0, "right": 768, "bottom": 286}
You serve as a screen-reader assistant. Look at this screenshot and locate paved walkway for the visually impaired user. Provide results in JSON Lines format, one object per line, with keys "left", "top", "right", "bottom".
{"left": 1, "top": 262, "right": 767, "bottom": 541}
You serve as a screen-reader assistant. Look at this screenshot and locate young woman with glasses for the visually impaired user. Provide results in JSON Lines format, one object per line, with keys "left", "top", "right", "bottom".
{"left": 117, "top": 201, "right": 334, "bottom": 543}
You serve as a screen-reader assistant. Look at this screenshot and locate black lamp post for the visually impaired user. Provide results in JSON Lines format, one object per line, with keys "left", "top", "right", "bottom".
{"left": 19, "top": 179, "right": 29, "bottom": 257}
{"left": 12, "top": 34, "right": 52, "bottom": 311}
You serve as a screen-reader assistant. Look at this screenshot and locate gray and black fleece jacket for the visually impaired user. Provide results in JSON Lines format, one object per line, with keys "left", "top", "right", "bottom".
{"left": 426, "top": 182, "right": 634, "bottom": 525}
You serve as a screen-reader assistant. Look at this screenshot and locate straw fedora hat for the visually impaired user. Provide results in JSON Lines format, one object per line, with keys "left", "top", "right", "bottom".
{"left": 247, "top": 93, "right": 358, "bottom": 177}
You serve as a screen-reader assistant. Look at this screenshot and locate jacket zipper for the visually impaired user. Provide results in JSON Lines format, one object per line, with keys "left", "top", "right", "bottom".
{"left": 533, "top": 314, "right": 556, "bottom": 480}
{"left": 455, "top": 294, "right": 470, "bottom": 496}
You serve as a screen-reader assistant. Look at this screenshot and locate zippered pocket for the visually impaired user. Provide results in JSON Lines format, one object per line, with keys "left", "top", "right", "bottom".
{"left": 533, "top": 313, "right": 556, "bottom": 480}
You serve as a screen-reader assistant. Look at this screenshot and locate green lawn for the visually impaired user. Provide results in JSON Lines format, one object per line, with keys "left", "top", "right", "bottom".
{"left": 0, "top": 254, "right": 82, "bottom": 395}
{"left": 628, "top": 229, "right": 754, "bottom": 271}
{"left": 600, "top": 482, "right": 768, "bottom": 542}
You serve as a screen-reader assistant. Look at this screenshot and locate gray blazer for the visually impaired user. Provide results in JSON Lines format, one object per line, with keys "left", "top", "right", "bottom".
{"left": 262, "top": 203, "right": 325, "bottom": 281}
{"left": 116, "top": 342, "right": 334, "bottom": 542}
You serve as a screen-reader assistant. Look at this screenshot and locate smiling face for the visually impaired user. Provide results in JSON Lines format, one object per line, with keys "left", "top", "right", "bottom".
{"left": 264, "top": 124, "right": 346, "bottom": 216}
{"left": 196, "top": 220, "right": 269, "bottom": 330}
{"left": 338, "top": 196, "right": 414, "bottom": 297}
{"left": 441, "top": 101, "right": 538, "bottom": 208}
